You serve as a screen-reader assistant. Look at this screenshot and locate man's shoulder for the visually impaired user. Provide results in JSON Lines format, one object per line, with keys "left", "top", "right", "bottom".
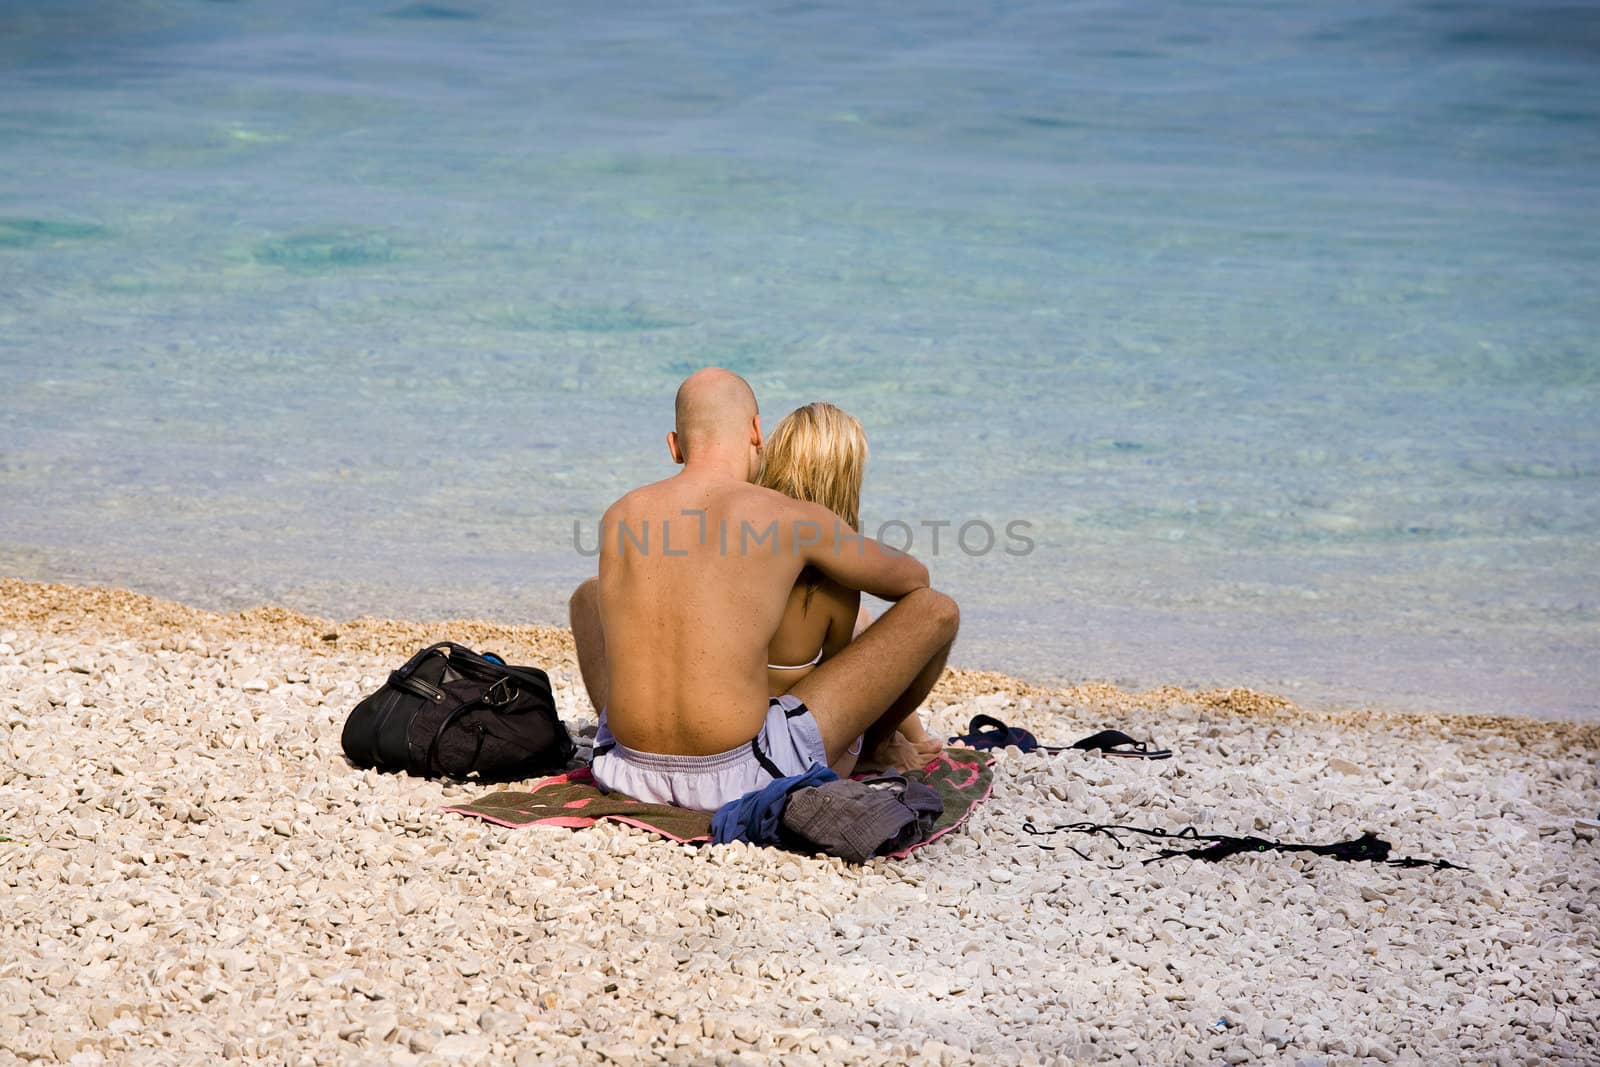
{"left": 603, "top": 478, "right": 821, "bottom": 526}
{"left": 706, "top": 482, "right": 821, "bottom": 525}
{"left": 602, "top": 478, "right": 673, "bottom": 518}
{"left": 716, "top": 480, "right": 791, "bottom": 508}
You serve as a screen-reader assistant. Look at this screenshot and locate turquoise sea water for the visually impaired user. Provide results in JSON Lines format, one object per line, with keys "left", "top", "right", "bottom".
{"left": 2, "top": 1, "right": 1597, "bottom": 716}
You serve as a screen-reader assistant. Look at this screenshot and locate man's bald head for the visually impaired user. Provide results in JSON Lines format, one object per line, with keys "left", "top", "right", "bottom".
{"left": 672, "top": 367, "right": 758, "bottom": 455}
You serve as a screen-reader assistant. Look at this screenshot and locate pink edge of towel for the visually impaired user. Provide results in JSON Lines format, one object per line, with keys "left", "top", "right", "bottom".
{"left": 528, "top": 768, "right": 595, "bottom": 792}
{"left": 440, "top": 806, "right": 712, "bottom": 843}
{"left": 438, "top": 807, "right": 537, "bottom": 830}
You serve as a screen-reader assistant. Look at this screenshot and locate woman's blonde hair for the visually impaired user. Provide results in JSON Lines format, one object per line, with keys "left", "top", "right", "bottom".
{"left": 758, "top": 402, "right": 867, "bottom": 532}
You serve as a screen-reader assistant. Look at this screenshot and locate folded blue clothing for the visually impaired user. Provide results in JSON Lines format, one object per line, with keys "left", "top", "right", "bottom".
{"left": 711, "top": 763, "right": 838, "bottom": 845}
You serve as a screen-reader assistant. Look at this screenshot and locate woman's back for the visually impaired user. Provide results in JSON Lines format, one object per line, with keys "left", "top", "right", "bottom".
{"left": 765, "top": 574, "right": 859, "bottom": 696}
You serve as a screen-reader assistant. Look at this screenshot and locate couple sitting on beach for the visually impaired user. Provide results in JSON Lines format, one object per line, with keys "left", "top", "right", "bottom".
{"left": 568, "top": 367, "right": 960, "bottom": 813}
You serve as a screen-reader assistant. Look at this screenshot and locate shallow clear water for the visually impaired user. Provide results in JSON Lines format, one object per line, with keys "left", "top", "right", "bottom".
{"left": 2, "top": 0, "right": 1597, "bottom": 716}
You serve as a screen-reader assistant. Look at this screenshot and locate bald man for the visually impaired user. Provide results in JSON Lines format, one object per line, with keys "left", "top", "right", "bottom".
{"left": 568, "top": 367, "right": 959, "bottom": 812}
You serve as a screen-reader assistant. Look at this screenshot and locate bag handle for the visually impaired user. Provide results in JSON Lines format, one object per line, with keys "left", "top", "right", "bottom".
{"left": 393, "top": 642, "right": 454, "bottom": 680}
{"left": 393, "top": 641, "right": 496, "bottom": 678}
{"left": 397, "top": 642, "right": 549, "bottom": 690}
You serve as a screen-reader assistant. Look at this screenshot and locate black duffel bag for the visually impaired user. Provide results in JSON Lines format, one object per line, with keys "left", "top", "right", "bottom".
{"left": 341, "top": 641, "right": 574, "bottom": 782}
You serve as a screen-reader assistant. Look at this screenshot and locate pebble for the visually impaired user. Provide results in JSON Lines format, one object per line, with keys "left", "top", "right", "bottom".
{"left": 432, "top": 1034, "right": 491, "bottom": 1059}
{"left": 477, "top": 1009, "right": 520, "bottom": 1035}
{"left": 1, "top": 577, "right": 1595, "bottom": 1066}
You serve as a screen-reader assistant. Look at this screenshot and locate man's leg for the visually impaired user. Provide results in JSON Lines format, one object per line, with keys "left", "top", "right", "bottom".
{"left": 854, "top": 602, "right": 944, "bottom": 761}
{"left": 861, "top": 636, "right": 952, "bottom": 757}
{"left": 788, "top": 587, "right": 959, "bottom": 765}
{"left": 568, "top": 578, "right": 608, "bottom": 714}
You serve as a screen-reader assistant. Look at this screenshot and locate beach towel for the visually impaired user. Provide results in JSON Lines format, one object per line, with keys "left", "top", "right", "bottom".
{"left": 445, "top": 747, "right": 995, "bottom": 858}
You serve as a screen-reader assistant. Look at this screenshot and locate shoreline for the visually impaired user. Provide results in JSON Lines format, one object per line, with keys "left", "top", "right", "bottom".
{"left": 6, "top": 536, "right": 1595, "bottom": 722}
{"left": 3, "top": 576, "right": 1597, "bottom": 1064}
{"left": 4, "top": 575, "right": 1595, "bottom": 747}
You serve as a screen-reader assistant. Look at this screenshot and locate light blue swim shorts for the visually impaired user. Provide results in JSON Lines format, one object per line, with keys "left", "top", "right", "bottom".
{"left": 590, "top": 694, "right": 830, "bottom": 812}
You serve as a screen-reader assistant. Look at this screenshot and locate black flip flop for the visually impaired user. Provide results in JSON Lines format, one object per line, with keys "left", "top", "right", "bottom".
{"left": 950, "top": 716, "right": 1172, "bottom": 759}
{"left": 1070, "top": 729, "right": 1172, "bottom": 760}
{"left": 948, "top": 714, "right": 1063, "bottom": 753}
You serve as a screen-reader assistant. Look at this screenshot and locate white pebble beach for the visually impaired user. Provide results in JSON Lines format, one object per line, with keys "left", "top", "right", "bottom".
{"left": 1, "top": 578, "right": 1596, "bottom": 1066}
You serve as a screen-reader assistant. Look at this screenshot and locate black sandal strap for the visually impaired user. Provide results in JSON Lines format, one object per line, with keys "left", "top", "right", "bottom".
{"left": 1071, "top": 729, "right": 1172, "bottom": 759}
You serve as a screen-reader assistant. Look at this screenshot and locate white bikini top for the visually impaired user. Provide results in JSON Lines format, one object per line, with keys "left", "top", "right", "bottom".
{"left": 767, "top": 646, "right": 824, "bottom": 671}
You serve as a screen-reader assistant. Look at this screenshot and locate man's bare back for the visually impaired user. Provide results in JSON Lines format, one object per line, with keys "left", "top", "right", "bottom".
{"left": 598, "top": 475, "right": 824, "bottom": 754}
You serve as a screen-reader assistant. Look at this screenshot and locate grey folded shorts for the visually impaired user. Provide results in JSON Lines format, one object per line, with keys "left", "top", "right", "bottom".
{"left": 590, "top": 694, "right": 828, "bottom": 812}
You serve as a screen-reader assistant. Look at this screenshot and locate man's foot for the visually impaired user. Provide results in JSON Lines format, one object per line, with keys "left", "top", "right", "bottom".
{"left": 859, "top": 730, "right": 939, "bottom": 775}
{"left": 894, "top": 713, "right": 946, "bottom": 760}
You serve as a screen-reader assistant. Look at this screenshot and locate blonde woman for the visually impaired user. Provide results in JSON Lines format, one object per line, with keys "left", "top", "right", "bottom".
{"left": 757, "top": 402, "right": 945, "bottom": 776}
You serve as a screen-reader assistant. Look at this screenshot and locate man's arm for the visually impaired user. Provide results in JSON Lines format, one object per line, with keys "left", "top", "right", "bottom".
{"left": 789, "top": 500, "right": 929, "bottom": 601}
